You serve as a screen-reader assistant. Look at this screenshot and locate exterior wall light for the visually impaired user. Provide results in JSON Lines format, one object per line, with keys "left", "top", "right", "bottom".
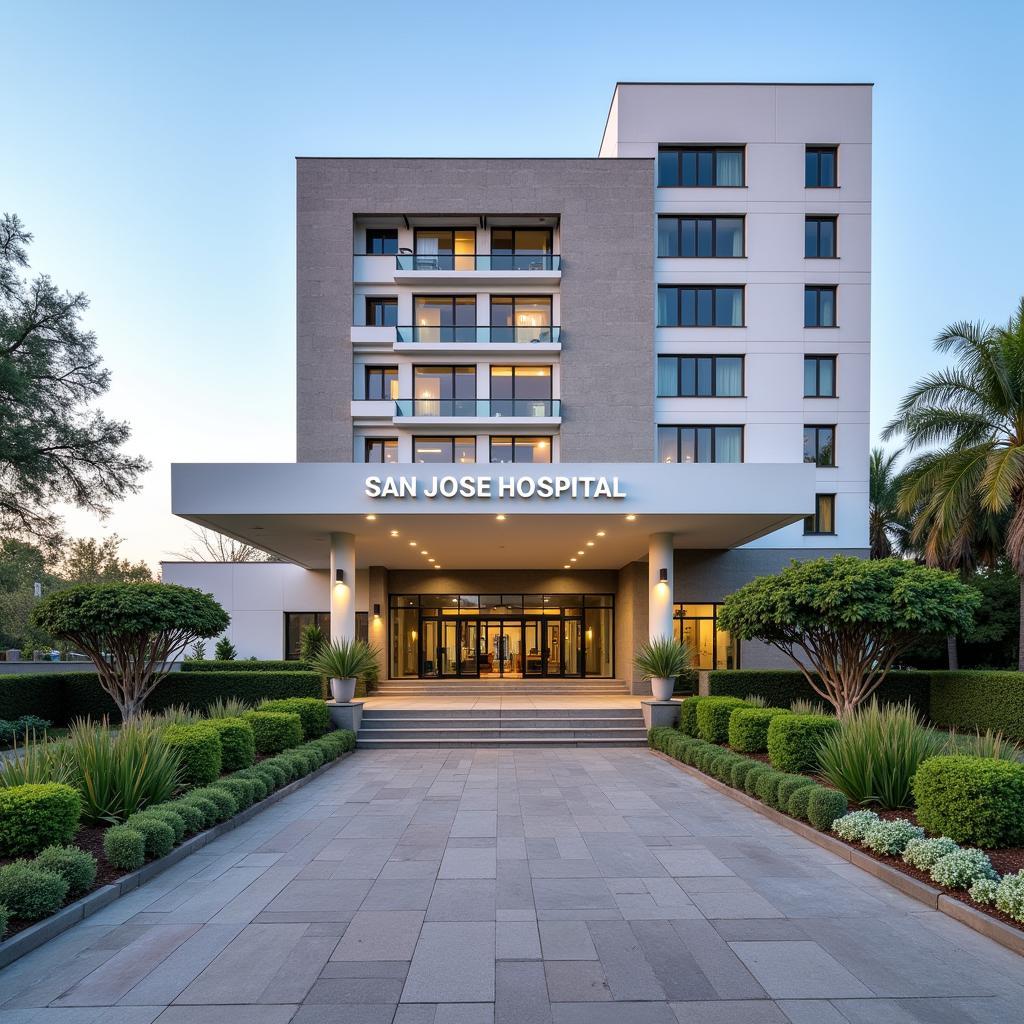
{"left": 335, "top": 569, "right": 345, "bottom": 583}
{"left": 373, "top": 603, "right": 381, "bottom": 618}
{"left": 659, "top": 568, "right": 668, "bottom": 582}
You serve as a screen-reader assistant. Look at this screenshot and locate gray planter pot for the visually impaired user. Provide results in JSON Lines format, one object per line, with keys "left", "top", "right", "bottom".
{"left": 330, "top": 676, "right": 357, "bottom": 703}
{"left": 651, "top": 676, "right": 675, "bottom": 701}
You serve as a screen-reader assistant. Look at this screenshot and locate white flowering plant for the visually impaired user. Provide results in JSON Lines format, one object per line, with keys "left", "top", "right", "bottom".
{"left": 995, "top": 872, "right": 1024, "bottom": 922}
{"left": 902, "top": 836, "right": 960, "bottom": 871}
{"left": 930, "top": 848, "right": 999, "bottom": 890}
{"left": 862, "top": 819, "right": 925, "bottom": 856}
{"left": 968, "top": 878, "right": 1000, "bottom": 905}
{"left": 831, "top": 810, "right": 881, "bottom": 842}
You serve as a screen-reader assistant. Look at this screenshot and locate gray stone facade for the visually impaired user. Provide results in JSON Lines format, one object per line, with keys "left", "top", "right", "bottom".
{"left": 296, "top": 158, "right": 654, "bottom": 463}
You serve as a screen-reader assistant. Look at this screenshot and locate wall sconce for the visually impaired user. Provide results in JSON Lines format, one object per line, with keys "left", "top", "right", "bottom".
{"left": 335, "top": 569, "right": 345, "bottom": 583}
{"left": 373, "top": 603, "right": 381, "bottom": 618}
{"left": 659, "top": 568, "right": 668, "bottom": 583}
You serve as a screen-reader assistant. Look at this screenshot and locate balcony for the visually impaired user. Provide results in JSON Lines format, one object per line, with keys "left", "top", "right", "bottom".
{"left": 392, "top": 252, "right": 562, "bottom": 285}
{"left": 392, "top": 398, "right": 561, "bottom": 425}
{"left": 395, "top": 326, "right": 560, "bottom": 346}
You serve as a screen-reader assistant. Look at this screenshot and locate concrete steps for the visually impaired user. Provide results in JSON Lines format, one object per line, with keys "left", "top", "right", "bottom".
{"left": 357, "top": 707, "right": 648, "bottom": 748}
{"left": 372, "top": 678, "right": 630, "bottom": 697}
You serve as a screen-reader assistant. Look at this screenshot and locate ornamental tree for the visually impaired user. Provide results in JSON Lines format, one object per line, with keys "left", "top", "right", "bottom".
{"left": 32, "top": 582, "right": 229, "bottom": 720}
{"left": 716, "top": 556, "right": 980, "bottom": 715}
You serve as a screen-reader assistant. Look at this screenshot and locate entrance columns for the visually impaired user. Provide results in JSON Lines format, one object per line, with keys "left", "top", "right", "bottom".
{"left": 329, "top": 532, "right": 356, "bottom": 643}
{"left": 648, "top": 532, "right": 675, "bottom": 641}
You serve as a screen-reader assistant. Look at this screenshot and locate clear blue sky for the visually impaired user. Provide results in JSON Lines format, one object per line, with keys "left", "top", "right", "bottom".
{"left": 4, "top": 0, "right": 1023, "bottom": 568}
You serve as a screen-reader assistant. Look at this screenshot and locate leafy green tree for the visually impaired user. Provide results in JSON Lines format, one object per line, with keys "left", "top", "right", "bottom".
{"left": 0, "top": 214, "right": 148, "bottom": 547}
{"left": 214, "top": 636, "right": 237, "bottom": 660}
{"left": 717, "top": 556, "right": 979, "bottom": 715}
{"left": 883, "top": 299, "right": 1024, "bottom": 668}
{"left": 31, "top": 583, "right": 229, "bottom": 720}
{"left": 0, "top": 538, "right": 60, "bottom": 649}
{"left": 59, "top": 535, "right": 152, "bottom": 584}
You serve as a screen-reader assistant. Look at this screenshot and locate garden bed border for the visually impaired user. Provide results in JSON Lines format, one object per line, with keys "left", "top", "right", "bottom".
{"left": 649, "top": 748, "right": 1024, "bottom": 959}
{"left": 0, "top": 749, "right": 354, "bottom": 969}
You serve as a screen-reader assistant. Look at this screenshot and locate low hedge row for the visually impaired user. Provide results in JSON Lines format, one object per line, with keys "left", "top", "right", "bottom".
{"left": 648, "top": 727, "right": 848, "bottom": 831}
{"left": 180, "top": 660, "right": 311, "bottom": 673}
{"left": 0, "top": 783, "right": 82, "bottom": 858}
{"left": 930, "top": 672, "right": 1024, "bottom": 740}
{"left": 0, "top": 670, "right": 324, "bottom": 725}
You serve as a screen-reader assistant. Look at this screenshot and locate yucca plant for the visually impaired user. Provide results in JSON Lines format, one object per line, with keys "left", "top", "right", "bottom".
{"left": 311, "top": 639, "right": 380, "bottom": 702}
{"left": 816, "top": 700, "right": 946, "bottom": 809}
{"left": 0, "top": 735, "right": 76, "bottom": 788}
{"left": 791, "top": 698, "right": 829, "bottom": 716}
{"left": 633, "top": 636, "right": 692, "bottom": 701}
{"left": 146, "top": 704, "right": 200, "bottom": 726}
{"left": 946, "top": 728, "right": 1022, "bottom": 761}
{"left": 743, "top": 694, "right": 769, "bottom": 708}
{"left": 206, "top": 696, "right": 253, "bottom": 719}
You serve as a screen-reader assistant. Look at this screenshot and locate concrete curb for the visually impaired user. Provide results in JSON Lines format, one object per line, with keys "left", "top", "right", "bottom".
{"left": 0, "top": 750, "right": 354, "bottom": 970}
{"left": 648, "top": 748, "right": 1024, "bottom": 959}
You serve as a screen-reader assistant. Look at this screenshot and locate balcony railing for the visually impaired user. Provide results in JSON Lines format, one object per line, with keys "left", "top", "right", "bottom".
{"left": 395, "top": 254, "right": 561, "bottom": 272}
{"left": 396, "top": 325, "right": 560, "bottom": 345}
{"left": 393, "top": 398, "right": 561, "bottom": 418}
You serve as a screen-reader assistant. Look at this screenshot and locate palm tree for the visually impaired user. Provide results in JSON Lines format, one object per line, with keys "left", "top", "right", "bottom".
{"left": 868, "top": 447, "right": 910, "bottom": 558}
{"left": 883, "top": 298, "right": 1024, "bottom": 669}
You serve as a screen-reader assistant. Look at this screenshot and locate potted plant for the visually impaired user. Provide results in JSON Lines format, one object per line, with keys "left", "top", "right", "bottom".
{"left": 634, "top": 636, "right": 691, "bottom": 701}
{"left": 312, "top": 638, "right": 380, "bottom": 703}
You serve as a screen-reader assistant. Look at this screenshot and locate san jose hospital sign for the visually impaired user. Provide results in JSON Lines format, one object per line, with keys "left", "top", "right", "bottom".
{"left": 365, "top": 474, "right": 627, "bottom": 501}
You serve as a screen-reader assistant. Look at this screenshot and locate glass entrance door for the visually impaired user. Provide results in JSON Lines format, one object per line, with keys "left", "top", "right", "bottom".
{"left": 561, "top": 618, "right": 583, "bottom": 677}
{"left": 523, "top": 620, "right": 544, "bottom": 676}
{"left": 459, "top": 621, "right": 478, "bottom": 677}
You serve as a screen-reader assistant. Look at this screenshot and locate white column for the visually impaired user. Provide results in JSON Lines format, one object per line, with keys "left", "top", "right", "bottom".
{"left": 329, "top": 531, "right": 356, "bottom": 644}
{"left": 648, "top": 532, "right": 675, "bottom": 641}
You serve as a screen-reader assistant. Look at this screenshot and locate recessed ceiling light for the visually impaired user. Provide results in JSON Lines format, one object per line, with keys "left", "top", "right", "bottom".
{"left": 596, "top": 530, "right": 606, "bottom": 537}
{"left": 421, "top": 550, "right": 428, "bottom": 555}
{"left": 563, "top": 564, "right": 571, "bottom": 569}
{"left": 577, "top": 550, "right": 584, "bottom": 555}
{"left": 390, "top": 530, "right": 399, "bottom": 537}
{"left": 586, "top": 541, "right": 595, "bottom": 547}
{"left": 495, "top": 514, "right": 506, "bottom": 521}
{"left": 626, "top": 514, "right": 637, "bottom": 521}
{"left": 434, "top": 564, "right": 441, "bottom": 569}
{"left": 365, "top": 514, "right": 376, "bottom": 521}
{"left": 570, "top": 557, "right": 577, "bottom": 562}
{"left": 409, "top": 541, "right": 417, "bottom": 546}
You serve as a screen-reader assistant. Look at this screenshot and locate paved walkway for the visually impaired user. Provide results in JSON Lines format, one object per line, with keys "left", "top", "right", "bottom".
{"left": 3, "top": 750, "right": 1024, "bottom": 1024}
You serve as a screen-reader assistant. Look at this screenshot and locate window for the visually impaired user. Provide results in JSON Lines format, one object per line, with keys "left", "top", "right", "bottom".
{"left": 658, "top": 146, "right": 745, "bottom": 187}
{"left": 490, "top": 296, "right": 553, "bottom": 343}
{"left": 413, "top": 228, "right": 475, "bottom": 270}
{"left": 413, "top": 295, "right": 476, "bottom": 342}
{"left": 413, "top": 437, "right": 476, "bottom": 464}
{"left": 365, "top": 229, "right": 398, "bottom": 255}
{"left": 804, "top": 425, "right": 836, "bottom": 467}
{"left": 804, "top": 356, "right": 837, "bottom": 397}
{"left": 804, "top": 493, "right": 836, "bottom": 535}
{"left": 490, "top": 366, "right": 553, "bottom": 416}
{"left": 806, "top": 146, "right": 838, "bottom": 188}
{"left": 412, "top": 365, "right": 476, "bottom": 416}
{"left": 489, "top": 436, "right": 552, "bottom": 463}
{"left": 657, "top": 425, "right": 743, "bottom": 464}
{"left": 365, "top": 366, "right": 399, "bottom": 401}
{"left": 674, "top": 603, "right": 738, "bottom": 669}
{"left": 657, "top": 356, "right": 743, "bottom": 397}
{"left": 364, "top": 438, "right": 398, "bottom": 464}
{"left": 658, "top": 286, "right": 744, "bottom": 327}
{"left": 805, "top": 216, "right": 837, "bottom": 258}
{"left": 657, "top": 216, "right": 744, "bottom": 258}
{"left": 490, "top": 228, "right": 553, "bottom": 270}
{"left": 285, "top": 612, "right": 330, "bottom": 660}
{"left": 805, "top": 286, "right": 837, "bottom": 327}
{"left": 365, "top": 296, "right": 398, "bottom": 327}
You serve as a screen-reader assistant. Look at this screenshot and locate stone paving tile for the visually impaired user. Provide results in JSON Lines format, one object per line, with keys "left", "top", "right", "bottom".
{"left": 729, "top": 941, "right": 873, "bottom": 999}
{"left": 494, "top": 962, "right": 549, "bottom": 1024}
{"left": 669, "top": 1000, "right": 790, "bottom": 1023}
{"left": 331, "top": 911, "right": 424, "bottom": 961}
{"left": 402, "top": 922, "right": 496, "bottom": 1003}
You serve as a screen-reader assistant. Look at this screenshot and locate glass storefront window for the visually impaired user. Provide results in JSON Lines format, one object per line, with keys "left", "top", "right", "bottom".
{"left": 673, "top": 603, "right": 738, "bottom": 670}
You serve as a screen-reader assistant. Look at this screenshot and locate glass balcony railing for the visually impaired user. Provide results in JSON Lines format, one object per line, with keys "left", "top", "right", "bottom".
{"left": 393, "top": 398, "right": 561, "bottom": 418}
{"left": 395, "top": 254, "right": 561, "bottom": 272}
{"left": 396, "top": 325, "right": 560, "bottom": 344}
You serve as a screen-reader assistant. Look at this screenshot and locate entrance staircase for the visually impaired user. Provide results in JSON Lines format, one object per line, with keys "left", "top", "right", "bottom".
{"left": 372, "top": 678, "right": 630, "bottom": 697}
{"left": 357, "top": 706, "right": 647, "bottom": 748}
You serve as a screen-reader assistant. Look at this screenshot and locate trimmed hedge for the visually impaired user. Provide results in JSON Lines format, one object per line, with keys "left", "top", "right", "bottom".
{"left": 807, "top": 787, "right": 849, "bottom": 831}
{"left": 162, "top": 722, "right": 222, "bottom": 787}
{"left": 678, "top": 696, "right": 705, "bottom": 737}
{"left": 766, "top": 714, "right": 839, "bottom": 773}
{"left": 104, "top": 825, "right": 145, "bottom": 870}
{"left": 0, "top": 862, "right": 68, "bottom": 920}
{"left": 0, "top": 670, "right": 324, "bottom": 725}
{"left": 244, "top": 710, "right": 303, "bottom": 754}
{"left": 33, "top": 845, "right": 97, "bottom": 899}
{"left": 206, "top": 717, "right": 256, "bottom": 772}
{"left": 258, "top": 697, "right": 329, "bottom": 740}
{"left": 728, "top": 707, "right": 792, "bottom": 753}
{"left": 695, "top": 697, "right": 748, "bottom": 743}
{"left": 181, "top": 660, "right": 311, "bottom": 673}
{"left": 0, "top": 783, "right": 82, "bottom": 858}
{"left": 124, "top": 813, "right": 175, "bottom": 858}
{"left": 930, "top": 671, "right": 1024, "bottom": 740}
{"left": 913, "top": 755, "right": 1024, "bottom": 848}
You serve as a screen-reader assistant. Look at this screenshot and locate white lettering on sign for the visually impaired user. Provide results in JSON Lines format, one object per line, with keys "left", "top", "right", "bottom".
{"left": 364, "top": 475, "right": 626, "bottom": 501}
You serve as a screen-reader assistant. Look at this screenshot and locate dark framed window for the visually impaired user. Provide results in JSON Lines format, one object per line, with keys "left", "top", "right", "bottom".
{"left": 657, "top": 216, "right": 744, "bottom": 258}
{"left": 804, "top": 493, "right": 836, "bottom": 535}
{"left": 806, "top": 146, "right": 838, "bottom": 188}
{"left": 364, "top": 438, "right": 398, "bottom": 464}
{"left": 411, "top": 365, "right": 476, "bottom": 416}
{"left": 657, "top": 425, "right": 743, "bottom": 464}
{"left": 803, "top": 425, "right": 836, "bottom": 467}
{"left": 804, "top": 356, "right": 837, "bottom": 397}
{"left": 285, "top": 612, "right": 330, "bottom": 660}
{"left": 805, "top": 286, "right": 837, "bottom": 327}
{"left": 413, "top": 228, "right": 476, "bottom": 271}
{"left": 412, "top": 295, "right": 476, "bottom": 343}
{"left": 674, "top": 603, "right": 739, "bottom": 670}
{"left": 365, "top": 229, "right": 399, "bottom": 255}
{"left": 658, "top": 286, "right": 744, "bottom": 327}
{"left": 657, "top": 355, "right": 743, "bottom": 397}
{"left": 490, "top": 365, "right": 553, "bottom": 415}
{"left": 413, "top": 436, "right": 476, "bottom": 464}
{"left": 365, "top": 366, "right": 398, "bottom": 401}
{"left": 805, "top": 216, "right": 837, "bottom": 258}
{"left": 490, "top": 296, "right": 553, "bottom": 343}
{"left": 658, "top": 146, "right": 745, "bottom": 187}
{"left": 489, "top": 436, "right": 552, "bottom": 463}
{"left": 490, "top": 228, "right": 553, "bottom": 270}
{"left": 365, "top": 296, "right": 398, "bottom": 327}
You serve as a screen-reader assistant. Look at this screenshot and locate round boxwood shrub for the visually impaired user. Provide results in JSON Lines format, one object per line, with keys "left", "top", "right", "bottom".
{"left": 249, "top": 763, "right": 282, "bottom": 791}
{"left": 775, "top": 775, "right": 817, "bottom": 813}
{"left": 103, "top": 824, "right": 146, "bottom": 870}
{"left": 282, "top": 748, "right": 316, "bottom": 776}
{"left": 743, "top": 762, "right": 773, "bottom": 796}
{"left": 696, "top": 697, "right": 749, "bottom": 744}
{"left": 300, "top": 742, "right": 326, "bottom": 769}
{"left": 317, "top": 730, "right": 354, "bottom": 757}
{"left": 162, "top": 723, "right": 222, "bottom": 788}
{"left": 709, "top": 751, "right": 742, "bottom": 784}
{"left": 766, "top": 714, "right": 839, "bottom": 774}
{"left": 730, "top": 758, "right": 761, "bottom": 791}
{"left": 0, "top": 783, "right": 82, "bottom": 858}
{"left": 787, "top": 784, "right": 816, "bottom": 821}
{"left": 175, "top": 793, "right": 219, "bottom": 829}
{"left": 165, "top": 799, "right": 206, "bottom": 835}
{"left": 233, "top": 768, "right": 269, "bottom": 801}
{"left": 0, "top": 862, "right": 68, "bottom": 920}
{"left": 124, "top": 813, "right": 175, "bottom": 858}
{"left": 678, "top": 696, "right": 706, "bottom": 737}
{"left": 206, "top": 717, "right": 256, "bottom": 772}
{"left": 262, "top": 756, "right": 297, "bottom": 783}
{"left": 188, "top": 786, "right": 237, "bottom": 821}
{"left": 728, "top": 707, "right": 792, "bottom": 754}
{"left": 258, "top": 698, "right": 329, "bottom": 740}
{"left": 912, "top": 755, "right": 1024, "bottom": 848}
{"left": 32, "top": 845, "right": 97, "bottom": 899}
{"left": 141, "top": 805, "right": 187, "bottom": 843}
{"left": 0, "top": 904, "right": 8, "bottom": 937}
{"left": 754, "top": 770, "right": 788, "bottom": 806}
{"left": 211, "top": 777, "right": 255, "bottom": 810}
{"left": 244, "top": 711, "right": 303, "bottom": 755}
{"left": 807, "top": 787, "right": 848, "bottom": 831}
